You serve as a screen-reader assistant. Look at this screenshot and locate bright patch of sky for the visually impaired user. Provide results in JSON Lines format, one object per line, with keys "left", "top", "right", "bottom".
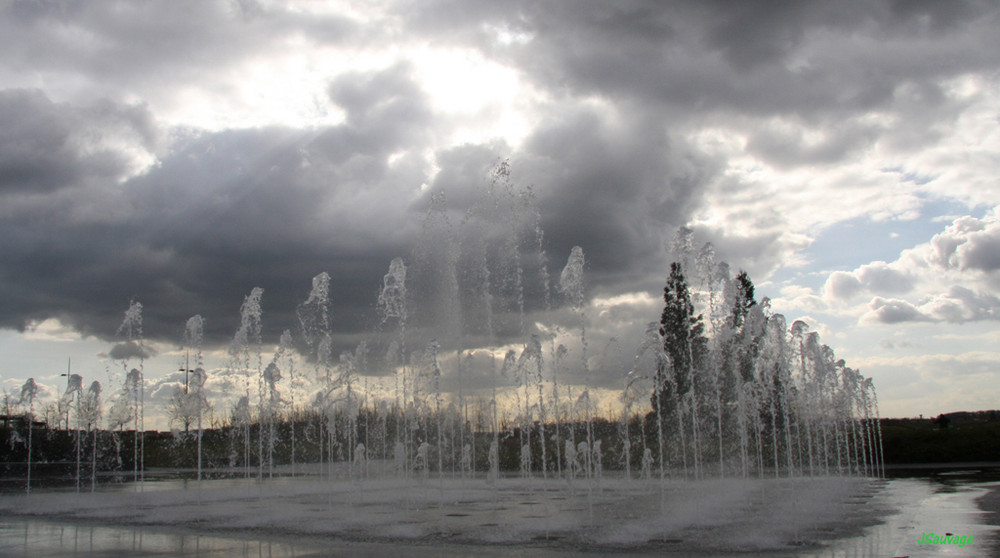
{"left": 768, "top": 197, "right": 988, "bottom": 291}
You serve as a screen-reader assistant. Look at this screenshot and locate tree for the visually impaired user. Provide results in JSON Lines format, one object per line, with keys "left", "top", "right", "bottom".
{"left": 652, "top": 262, "right": 708, "bottom": 417}
{"left": 729, "top": 270, "right": 756, "bottom": 330}
{"left": 718, "top": 270, "right": 760, "bottom": 387}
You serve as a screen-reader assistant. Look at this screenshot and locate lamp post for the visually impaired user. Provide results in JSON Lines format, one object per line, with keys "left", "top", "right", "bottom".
{"left": 59, "top": 358, "right": 71, "bottom": 430}
{"left": 178, "top": 367, "right": 195, "bottom": 434}
{"left": 180, "top": 351, "right": 194, "bottom": 434}
{"left": 60, "top": 372, "right": 69, "bottom": 430}
{"left": 180, "top": 367, "right": 192, "bottom": 394}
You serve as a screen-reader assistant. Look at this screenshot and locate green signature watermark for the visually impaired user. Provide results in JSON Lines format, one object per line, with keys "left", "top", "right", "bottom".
{"left": 917, "top": 532, "right": 973, "bottom": 547}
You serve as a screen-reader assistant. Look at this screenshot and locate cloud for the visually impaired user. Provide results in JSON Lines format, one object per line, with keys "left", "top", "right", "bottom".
{"left": 746, "top": 118, "right": 882, "bottom": 169}
{"left": 857, "top": 285, "right": 1000, "bottom": 325}
{"left": 923, "top": 286, "right": 1000, "bottom": 323}
{"left": 327, "top": 62, "right": 433, "bottom": 147}
{"left": 824, "top": 261, "right": 915, "bottom": 300}
{"left": 856, "top": 349, "right": 1000, "bottom": 416}
{"left": 862, "top": 297, "right": 931, "bottom": 324}
{"left": 825, "top": 271, "right": 864, "bottom": 300}
{"left": 858, "top": 350, "right": 1000, "bottom": 379}
{"left": 0, "top": 1, "right": 359, "bottom": 107}
{"left": 772, "top": 284, "right": 827, "bottom": 314}
{"left": 879, "top": 338, "right": 912, "bottom": 350}
{"left": 519, "top": 103, "right": 713, "bottom": 287}
{"left": 858, "top": 262, "right": 916, "bottom": 294}
{"left": 0, "top": 89, "right": 156, "bottom": 194}
{"left": 107, "top": 341, "right": 156, "bottom": 361}
{"left": 0, "top": 64, "right": 445, "bottom": 347}
{"left": 924, "top": 210, "right": 1000, "bottom": 272}
{"left": 824, "top": 209, "right": 1000, "bottom": 324}
{"left": 22, "top": 318, "right": 86, "bottom": 343}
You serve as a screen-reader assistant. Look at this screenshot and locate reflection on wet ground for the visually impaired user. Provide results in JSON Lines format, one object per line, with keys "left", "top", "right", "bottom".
{"left": 794, "top": 476, "right": 998, "bottom": 557}
{"left": 1, "top": 470, "right": 998, "bottom": 557}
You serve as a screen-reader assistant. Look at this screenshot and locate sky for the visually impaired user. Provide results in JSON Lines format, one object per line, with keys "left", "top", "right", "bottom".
{"left": 1, "top": 0, "right": 999, "bottom": 428}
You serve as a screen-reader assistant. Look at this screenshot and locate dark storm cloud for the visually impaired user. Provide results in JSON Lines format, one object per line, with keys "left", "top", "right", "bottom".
{"left": 0, "top": 66, "right": 437, "bottom": 347}
{"left": 106, "top": 340, "right": 155, "bottom": 361}
{"left": 423, "top": 143, "right": 510, "bottom": 212}
{"left": 0, "top": 89, "right": 155, "bottom": 193}
{"left": 517, "top": 103, "right": 715, "bottom": 293}
{"left": 405, "top": 0, "right": 1000, "bottom": 119}
{"left": 745, "top": 119, "right": 883, "bottom": 169}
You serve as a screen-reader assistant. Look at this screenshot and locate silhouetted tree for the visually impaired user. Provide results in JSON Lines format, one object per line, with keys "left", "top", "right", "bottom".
{"left": 730, "top": 270, "right": 756, "bottom": 329}
{"left": 652, "top": 262, "right": 708, "bottom": 419}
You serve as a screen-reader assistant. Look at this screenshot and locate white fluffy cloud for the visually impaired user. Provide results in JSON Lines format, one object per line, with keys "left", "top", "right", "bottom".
{"left": 828, "top": 207, "right": 1000, "bottom": 324}
{"left": 925, "top": 211, "right": 1000, "bottom": 272}
{"left": 826, "top": 261, "right": 915, "bottom": 300}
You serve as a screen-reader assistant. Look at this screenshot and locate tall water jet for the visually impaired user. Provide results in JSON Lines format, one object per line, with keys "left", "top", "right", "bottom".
{"left": 526, "top": 335, "right": 547, "bottom": 478}
{"left": 298, "top": 272, "right": 332, "bottom": 477}
{"left": 412, "top": 191, "right": 464, "bottom": 477}
{"left": 263, "top": 359, "right": 282, "bottom": 479}
{"left": 790, "top": 320, "right": 815, "bottom": 475}
{"left": 377, "top": 259, "right": 407, "bottom": 473}
{"left": 19, "top": 378, "right": 37, "bottom": 494}
{"left": 552, "top": 343, "right": 568, "bottom": 478}
{"left": 314, "top": 335, "right": 337, "bottom": 479}
{"left": 761, "top": 311, "right": 795, "bottom": 477}
{"left": 421, "top": 341, "right": 444, "bottom": 477}
{"left": 264, "top": 330, "right": 292, "bottom": 479}
{"left": 870, "top": 380, "right": 885, "bottom": 478}
{"left": 79, "top": 381, "right": 101, "bottom": 491}
{"left": 124, "top": 368, "right": 142, "bottom": 480}
{"left": 458, "top": 194, "right": 496, "bottom": 475}
{"left": 532, "top": 186, "right": 555, "bottom": 479}
{"left": 624, "top": 323, "right": 664, "bottom": 479}
{"left": 183, "top": 315, "right": 207, "bottom": 482}
{"left": 337, "top": 341, "right": 366, "bottom": 477}
{"left": 189, "top": 367, "right": 207, "bottom": 479}
{"left": 62, "top": 373, "right": 83, "bottom": 492}
{"left": 499, "top": 348, "right": 518, "bottom": 470}
{"left": 559, "top": 246, "right": 587, "bottom": 479}
{"left": 105, "top": 372, "right": 134, "bottom": 475}
{"left": 513, "top": 337, "right": 545, "bottom": 478}
{"left": 230, "top": 287, "right": 263, "bottom": 478}
{"left": 116, "top": 300, "right": 145, "bottom": 485}
{"left": 694, "top": 246, "right": 725, "bottom": 478}
{"left": 745, "top": 303, "right": 768, "bottom": 477}
{"left": 276, "top": 329, "right": 297, "bottom": 476}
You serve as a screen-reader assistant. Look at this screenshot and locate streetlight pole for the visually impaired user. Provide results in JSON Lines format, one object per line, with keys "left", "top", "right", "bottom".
{"left": 59, "top": 358, "right": 70, "bottom": 430}
{"left": 180, "top": 350, "right": 193, "bottom": 434}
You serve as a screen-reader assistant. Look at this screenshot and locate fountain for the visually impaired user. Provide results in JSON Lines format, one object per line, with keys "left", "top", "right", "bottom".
{"left": 78, "top": 380, "right": 101, "bottom": 491}
{"left": 182, "top": 314, "right": 207, "bottom": 482}
{"left": 116, "top": 300, "right": 146, "bottom": 485}
{"left": 18, "top": 378, "right": 37, "bottom": 494}
{"left": 0, "top": 164, "right": 889, "bottom": 554}
{"left": 61, "top": 373, "right": 83, "bottom": 491}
